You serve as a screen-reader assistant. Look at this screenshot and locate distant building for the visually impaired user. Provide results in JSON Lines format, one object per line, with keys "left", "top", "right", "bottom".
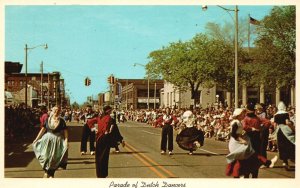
{"left": 160, "top": 82, "right": 220, "bottom": 109}
{"left": 115, "top": 79, "right": 164, "bottom": 110}
{"left": 4, "top": 61, "right": 66, "bottom": 108}
{"left": 161, "top": 81, "right": 295, "bottom": 109}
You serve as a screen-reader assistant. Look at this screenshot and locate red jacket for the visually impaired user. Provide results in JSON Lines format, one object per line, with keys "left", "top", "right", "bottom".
{"left": 259, "top": 117, "right": 271, "bottom": 129}
{"left": 156, "top": 114, "right": 178, "bottom": 126}
{"left": 87, "top": 115, "right": 113, "bottom": 141}
{"left": 242, "top": 113, "right": 261, "bottom": 132}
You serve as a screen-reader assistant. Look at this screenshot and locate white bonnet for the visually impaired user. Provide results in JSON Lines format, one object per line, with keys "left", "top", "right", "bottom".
{"left": 232, "top": 108, "right": 244, "bottom": 118}
{"left": 276, "top": 101, "right": 287, "bottom": 115}
{"left": 182, "top": 110, "right": 193, "bottom": 119}
{"left": 277, "top": 101, "right": 286, "bottom": 111}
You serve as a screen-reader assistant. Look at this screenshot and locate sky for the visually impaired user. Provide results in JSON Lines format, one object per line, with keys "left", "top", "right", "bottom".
{"left": 4, "top": 4, "right": 276, "bottom": 104}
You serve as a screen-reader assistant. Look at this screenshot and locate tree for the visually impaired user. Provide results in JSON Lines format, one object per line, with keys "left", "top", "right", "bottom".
{"left": 146, "top": 34, "right": 217, "bottom": 106}
{"left": 251, "top": 6, "right": 295, "bottom": 87}
{"left": 205, "top": 19, "right": 253, "bottom": 91}
{"left": 71, "top": 101, "right": 80, "bottom": 110}
{"left": 205, "top": 17, "right": 249, "bottom": 47}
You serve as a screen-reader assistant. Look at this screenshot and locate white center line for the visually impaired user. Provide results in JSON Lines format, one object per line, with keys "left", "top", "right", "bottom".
{"left": 199, "top": 148, "right": 219, "bottom": 155}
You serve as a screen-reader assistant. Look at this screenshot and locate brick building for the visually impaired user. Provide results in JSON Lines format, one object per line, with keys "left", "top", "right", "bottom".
{"left": 5, "top": 61, "right": 66, "bottom": 108}
{"left": 117, "top": 79, "right": 164, "bottom": 110}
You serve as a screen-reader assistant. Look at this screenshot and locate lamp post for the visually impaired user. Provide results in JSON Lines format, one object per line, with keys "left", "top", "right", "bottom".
{"left": 40, "top": 61, "right": 44, "bottom": 106}
{"left": 24, "top": 43, "right": 48, "bottom": 107}
{"left": 133, "top": 63, "right": 149, "bottom": 110}
{"left": 202, "top": 5, "right": 239, "bottom": 108}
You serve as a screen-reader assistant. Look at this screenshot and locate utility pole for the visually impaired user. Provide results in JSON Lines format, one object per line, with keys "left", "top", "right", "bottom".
{"left": 48, "top": 73, "right": 50, "bottom": 109}
{"left": 147, "top": 76, "right": 149, "bottom": 110}
{"left": 25, "top": 44, "right": 28, "bottom": 107}
{"left": 40, "top": 61, "right": 43, "bottom": 105}
{"left": 154, "top": 82, "right": 156, "bottom": 109}
{"left": 126, "top": 79, "right": 128, "bottom": 110}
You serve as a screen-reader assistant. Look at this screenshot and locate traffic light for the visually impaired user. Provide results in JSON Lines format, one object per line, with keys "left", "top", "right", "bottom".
{"left": 107, "top": 75, "right": 115, "bottom": 84}
{"left": 85, "top": 77, "right": 91, "bottom": 86}
{"left": 110, "top": 75, "right": 115, "bottom": 84}
{"left": 85, "top": 78, "right": 88, "bottom": 86}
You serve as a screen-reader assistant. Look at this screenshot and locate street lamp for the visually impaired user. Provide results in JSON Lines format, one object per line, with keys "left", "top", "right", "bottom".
{"left": 202, "top": 5, "right": 239, "bottom": 108}
{"left": 133, "top": 63, "right": 150, "bottom": 110}
{"left": 24, "top": 43, "right": 48, "bottom": 107}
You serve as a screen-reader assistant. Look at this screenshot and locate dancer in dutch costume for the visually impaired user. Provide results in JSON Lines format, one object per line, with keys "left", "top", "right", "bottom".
{"left": 110, "top": 110, "right": 125, "bottom": 153}
{"left": 33, "top": 106, "right": 68, "bottom": 178}
{"left": 226, "top": 108, "right": 277, "bottom": 178}
{"left": 176, "top": 110, "right": 204, "bottom": 155}
{"left": 87, "top": 105, "right": 114, "bottom": 178}
{"left": 159, "top": 107, "right": 178, "bottom": 155}
{"left": 274, "top": 101, "right": 295, "bottom": 170}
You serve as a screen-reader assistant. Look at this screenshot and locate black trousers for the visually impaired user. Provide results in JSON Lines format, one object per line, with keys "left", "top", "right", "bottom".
{"left": 260, "top": 126, "right": 269, "bottom": 158}
{"left": 96, "top": 135, "right": 111, "bottom": 178}
{"left": 160, "top": 124, "right": 173, "bottom": 151}
{"left": 247, "top": 131, "right": 261, "bottom": 154}
{"left": 80, "top": 124, "right": 95, "bottom": 152}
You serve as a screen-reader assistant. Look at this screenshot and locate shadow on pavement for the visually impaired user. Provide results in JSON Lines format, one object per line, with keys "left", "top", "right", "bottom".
{"left": 5, "top": 151, "right": 36, "bottom": 168}
{"left": 5, "top": 127, "right": 40, "bottom": 168}
{"left": 67, "top": 125, "right": 84, "bottom": 142}
{"left": 68, "top": 161, "right": 95, "bottom": 165}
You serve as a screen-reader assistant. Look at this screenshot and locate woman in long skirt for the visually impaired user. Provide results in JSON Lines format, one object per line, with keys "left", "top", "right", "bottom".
{"left": 274, "top": 101, "right": 295, "bottom": 170}
{"left": 32, "top": 106, "right": 68, "bottom": 178}
{"left": 176, "top": 110, "right": 204, "bottom": 155}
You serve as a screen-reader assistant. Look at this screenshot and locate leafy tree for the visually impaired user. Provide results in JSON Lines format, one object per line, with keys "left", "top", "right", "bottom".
{"left": 251, "top": 6, "right": 295, "bottom": 87}
{"left": 71, "top": 101, "right": 80, "bottom": 110}
{"left": 205, "top": 19, "right": 253, "bottom": 91}
{"left": 205, "top": 17, "right": 249, "bottom": 47}
{"left": 146, "top": 34, "right": 217, "bottom": 105}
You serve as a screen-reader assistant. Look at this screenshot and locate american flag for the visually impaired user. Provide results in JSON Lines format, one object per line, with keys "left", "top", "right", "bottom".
{"left": 250, "top": 16, "right": 260, "bottom": 25}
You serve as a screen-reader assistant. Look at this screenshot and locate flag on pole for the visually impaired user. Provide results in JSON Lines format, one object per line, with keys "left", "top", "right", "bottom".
{"left": 249, "top": 16, "right": 260, "bottom": 25}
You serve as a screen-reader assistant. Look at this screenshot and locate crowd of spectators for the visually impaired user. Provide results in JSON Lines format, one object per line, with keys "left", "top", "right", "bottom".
{"left": 5, "top": 104, "right": 40, "bottom": 141}
{"left": 119, "top": 103, "right": 295, "bottom": 152}
{"left": 5, "top": 102, "right": 295, "bottom": 153}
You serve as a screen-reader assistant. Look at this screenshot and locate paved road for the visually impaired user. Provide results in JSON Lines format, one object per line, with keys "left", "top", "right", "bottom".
{"left": 5, "top": 120, "right": 295, "bottom": 179}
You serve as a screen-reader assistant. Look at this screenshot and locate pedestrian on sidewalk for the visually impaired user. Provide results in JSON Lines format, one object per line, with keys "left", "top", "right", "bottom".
{"left": 32, "top": 106, "right": 68, "bottom": 178}
{"left": 87, "top": 105, "right": 114, "bottom": 178}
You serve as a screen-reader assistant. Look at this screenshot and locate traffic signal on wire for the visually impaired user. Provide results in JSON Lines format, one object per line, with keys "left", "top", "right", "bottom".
{"left": 107, "top": 75, "right": 115, "bottom": 84}
{"left": 85, "top": 77, "right": 91, "bottom": 86}
{"left": 110, "top": 75, "right": 115, "bottom": 84}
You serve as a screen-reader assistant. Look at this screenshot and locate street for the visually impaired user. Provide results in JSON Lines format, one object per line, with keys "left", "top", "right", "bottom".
{"left": 5, "top": 120, "right": 295, "bottom": 178}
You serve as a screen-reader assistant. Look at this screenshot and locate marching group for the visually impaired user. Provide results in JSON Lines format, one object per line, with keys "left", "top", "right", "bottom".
{"left": 13, "top": 100, "right": 294, "bottom": 178}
